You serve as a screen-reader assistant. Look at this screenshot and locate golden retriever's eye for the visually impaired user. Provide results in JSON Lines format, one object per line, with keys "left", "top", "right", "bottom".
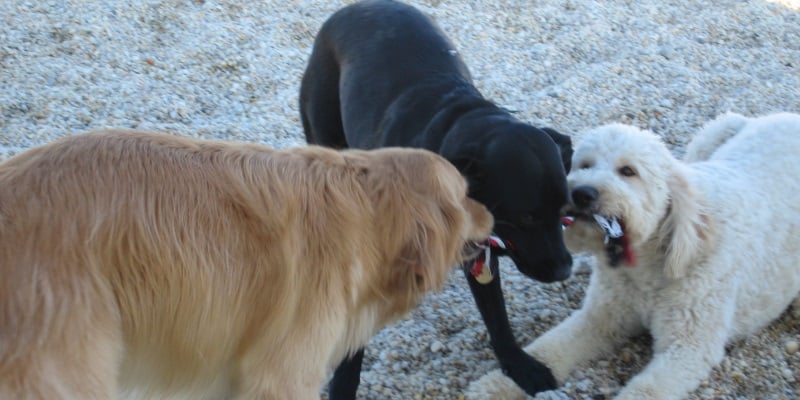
{"left": 619, "top": 166, "right": 636, "bottom": 177}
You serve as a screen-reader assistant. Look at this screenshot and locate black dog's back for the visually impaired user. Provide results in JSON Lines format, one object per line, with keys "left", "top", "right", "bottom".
{"left": 301, "top": 0, "right": 479, "bottom": 150}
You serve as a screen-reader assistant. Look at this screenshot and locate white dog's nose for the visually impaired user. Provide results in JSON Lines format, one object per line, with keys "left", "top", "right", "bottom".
{"left": 571, "top": 185, "right": 599, "bottom": 209}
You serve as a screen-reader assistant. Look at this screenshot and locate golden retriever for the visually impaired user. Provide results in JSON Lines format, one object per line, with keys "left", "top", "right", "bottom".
{"left": 0, "top": 129, "right": 493, "bottom": 400}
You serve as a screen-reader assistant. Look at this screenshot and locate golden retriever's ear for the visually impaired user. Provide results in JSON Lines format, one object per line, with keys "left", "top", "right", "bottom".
{"left": 660, "top": 165, "right": 713, "bottom": 279}
{"left": 402, "top": 198, "right": 492, "bottom": 292}
{"left": 400, "top": 173, "right": 468, "bottom": 293}
{"left": 400, "top": 227, "right": 451, "bottom": 294}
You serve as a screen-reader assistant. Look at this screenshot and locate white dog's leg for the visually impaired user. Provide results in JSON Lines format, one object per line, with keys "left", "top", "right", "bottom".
{"left": 614, "top": 342, "right": 726, "bottom": 400}
{"left": 613, "top": 300, "right": 731, "bottom": 400}
{"left": 525, "top": 271, "right": 642, "bottom": 383}
{"left": 526, "top": 300, "right": 640, "bottom": 384}
{"left": 466, "top": 273, "right": 641, "bottom": 400}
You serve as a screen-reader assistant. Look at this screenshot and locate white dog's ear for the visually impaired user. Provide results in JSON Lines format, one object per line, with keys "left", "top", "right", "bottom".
{"left": 660, "top": 165, "right": 713, "bottom": 279}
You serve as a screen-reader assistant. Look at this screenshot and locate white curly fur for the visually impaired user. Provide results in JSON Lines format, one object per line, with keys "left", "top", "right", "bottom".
{"left": 467, "top": 112, "right": 800, "bottom": 400}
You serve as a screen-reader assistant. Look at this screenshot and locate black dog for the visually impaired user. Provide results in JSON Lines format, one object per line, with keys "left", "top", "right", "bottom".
{"left": 300, "top": 0, "right": 573, "bottom": 397}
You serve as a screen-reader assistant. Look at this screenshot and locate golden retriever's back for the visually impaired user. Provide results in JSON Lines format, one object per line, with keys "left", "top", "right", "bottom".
{"left": 0, "top": 130, "right": 492, "bottom": 399}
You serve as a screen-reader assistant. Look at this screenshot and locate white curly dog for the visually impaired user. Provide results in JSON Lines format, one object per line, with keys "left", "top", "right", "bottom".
{"left": 467, "top": 112, "right": 800, "bottom": 400}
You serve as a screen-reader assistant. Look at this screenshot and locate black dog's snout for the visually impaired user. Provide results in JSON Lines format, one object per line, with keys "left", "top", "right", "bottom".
{"left": 571, "top": 185, "right": 599, "bottom": 209}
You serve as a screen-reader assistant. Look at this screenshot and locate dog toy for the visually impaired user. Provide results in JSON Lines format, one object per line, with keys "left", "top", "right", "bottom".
{"left": 470, "top": 235, "right": 506, "bottom": 284}
{"left": 592, "top": 214, "right": 623, "bottom": 239}
{"left": 562, "top": 214, "right": 635, "bottom": 267}
{"left": 593, "top": 215, "right": 634, "bottom": 267}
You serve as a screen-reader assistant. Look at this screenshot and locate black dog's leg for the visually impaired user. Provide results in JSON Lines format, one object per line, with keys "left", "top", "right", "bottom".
{"left": 462, "top": 261, "right": 557, "bottom": 395}
{"left": 328, "top": 348, "right": 365, "bottom": 400}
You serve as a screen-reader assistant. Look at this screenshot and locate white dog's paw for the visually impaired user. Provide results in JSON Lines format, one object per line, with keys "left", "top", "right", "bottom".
{"left": 464, "top": 369, "right": 528, "bottom": 400}
{"left": 614, "top": 385, "right": 663, "bottom": 400}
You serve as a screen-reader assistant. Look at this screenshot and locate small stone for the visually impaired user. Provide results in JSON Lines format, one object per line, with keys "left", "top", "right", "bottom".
{"left": 700, "top": 388, "right": 715, "bottom": 397}
{"left": 785, "top": 340, "right": 799, "bottom": 355}
{"left": 430, "top": 340, "right": 444, "bottom": 353}
{"left": 658, "top": 45, "right": 674, "bottom": 59}
{"left": 620, "top": 350, "right": 634, "bottom": 363}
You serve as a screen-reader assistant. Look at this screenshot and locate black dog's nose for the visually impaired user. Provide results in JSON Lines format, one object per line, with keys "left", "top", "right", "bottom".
{"left": 571, "top": 185, "right": 599, "bottom": 209}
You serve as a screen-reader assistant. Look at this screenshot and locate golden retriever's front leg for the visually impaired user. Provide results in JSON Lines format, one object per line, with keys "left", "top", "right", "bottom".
{"left": 237, "top": 366, "right": 322, "bottom": 400}
{"left": 236, "top": 328, "right": 334, "bottom": 400}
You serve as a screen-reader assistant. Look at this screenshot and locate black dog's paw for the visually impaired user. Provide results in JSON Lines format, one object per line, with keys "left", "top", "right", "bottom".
{"left": 500, "top": 349, "right": 558, "bottom": 396}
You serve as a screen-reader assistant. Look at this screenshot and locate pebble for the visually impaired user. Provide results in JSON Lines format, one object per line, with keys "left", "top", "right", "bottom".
{"left": 786, "top": 340, "right": 799, "bottom": 355}
{"left": 782, "top": 368, "right": 795, "bottom": 382}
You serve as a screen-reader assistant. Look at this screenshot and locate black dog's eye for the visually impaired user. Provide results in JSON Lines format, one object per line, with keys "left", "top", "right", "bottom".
{"left": 619, "top": 166, "right": 636, "bottom": 177}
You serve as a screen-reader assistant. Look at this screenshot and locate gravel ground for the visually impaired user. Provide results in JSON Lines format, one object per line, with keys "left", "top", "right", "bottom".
{"left": 2, "top": 0, "right": 799, "bottom": 399}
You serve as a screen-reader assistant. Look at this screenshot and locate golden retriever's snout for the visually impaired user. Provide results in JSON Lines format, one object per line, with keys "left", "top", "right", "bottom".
{"left": 460, "top": 198, "right": 494, "bottom": 262}
{"left": 464, "top": 198, "right": 494, "bottom": 242}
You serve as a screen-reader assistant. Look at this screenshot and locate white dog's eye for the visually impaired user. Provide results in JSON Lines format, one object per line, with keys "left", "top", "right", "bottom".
{"left": 618, "top": 166, "right": 636, "bottom": 177}
{"left": 579, "top": 161, "right": 593, "bottom": 169}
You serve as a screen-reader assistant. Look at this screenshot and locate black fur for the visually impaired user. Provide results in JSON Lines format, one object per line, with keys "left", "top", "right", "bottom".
{"left": 299, "top": 1, "right": 573, "bottom": 397}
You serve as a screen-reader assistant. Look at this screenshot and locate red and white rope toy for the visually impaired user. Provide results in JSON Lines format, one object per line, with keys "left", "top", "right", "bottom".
{"left": 470, "top": 235, "right": 506, "bottom": 284}
{"left": 562, "top": 214, "right": 635, "bottom": 266}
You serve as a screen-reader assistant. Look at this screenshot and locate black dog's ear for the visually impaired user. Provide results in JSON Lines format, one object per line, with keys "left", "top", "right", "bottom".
{"left": 542, "top": 127, "right": 573, "bottom": 173}
{"left": 440, "top": 141, "right": 484, "bottom": 197}
{"left": 447, "top": 155, "right": 483, "bottom": 195}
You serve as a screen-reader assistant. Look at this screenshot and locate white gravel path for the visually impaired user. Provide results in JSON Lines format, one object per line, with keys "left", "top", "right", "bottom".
{"left": 2, "top": 1, "right": 798, "bottom": 399}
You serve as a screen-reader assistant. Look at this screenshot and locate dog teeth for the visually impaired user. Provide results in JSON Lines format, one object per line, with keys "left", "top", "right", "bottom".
{"left": 593, "top": 214, "right": 623, "bottom": 242}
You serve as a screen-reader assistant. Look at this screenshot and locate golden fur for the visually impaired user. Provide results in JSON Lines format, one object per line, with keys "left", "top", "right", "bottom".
{"left": 0, "top": 129, "right": 493, "bottom": 400}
